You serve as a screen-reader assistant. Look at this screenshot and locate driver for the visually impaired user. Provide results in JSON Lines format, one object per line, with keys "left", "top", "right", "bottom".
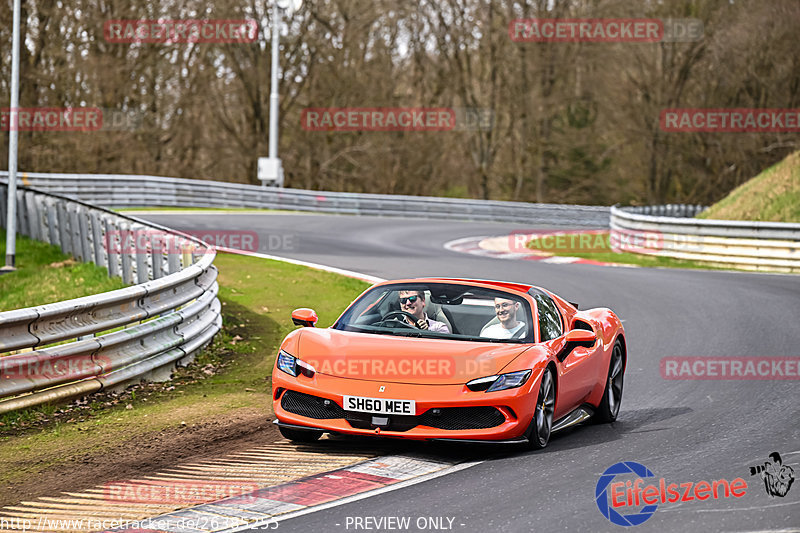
{"left": 398, "top": 290, "right": 450, "bottom": 332}
{"left": 481, "top": 297, "right": 526, "bottom": 339}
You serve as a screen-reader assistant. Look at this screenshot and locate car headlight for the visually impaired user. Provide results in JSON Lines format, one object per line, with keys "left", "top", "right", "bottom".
{"left": 277, "top": 350, "right": 316, "bottom": 377}
{"left": 466, "top": 370, "right": 532, "bottom": 392}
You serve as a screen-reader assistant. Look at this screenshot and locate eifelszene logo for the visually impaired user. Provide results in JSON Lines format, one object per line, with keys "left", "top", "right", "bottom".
{"left": 595, "top": 461, "right": 748, "bottom": 526}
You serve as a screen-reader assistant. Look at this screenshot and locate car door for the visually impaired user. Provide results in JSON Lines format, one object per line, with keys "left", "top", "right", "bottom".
{"left": 532, "top": 291, "right": 598, "bottom": 418}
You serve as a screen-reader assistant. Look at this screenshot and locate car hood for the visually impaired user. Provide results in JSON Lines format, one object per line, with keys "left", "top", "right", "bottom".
{"left": 294, "top": 328, "right": 531, "bottom": 385}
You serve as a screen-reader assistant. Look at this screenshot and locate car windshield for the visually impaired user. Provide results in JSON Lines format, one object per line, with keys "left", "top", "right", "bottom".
{"left": 333, "top": 282, "right": 534, "bottom": 343}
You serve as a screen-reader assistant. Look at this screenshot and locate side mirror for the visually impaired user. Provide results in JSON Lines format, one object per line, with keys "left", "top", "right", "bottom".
{"left": 557, "top": 329, "right": 597, "bottom": 361}
{"left": 565, "top": 329, "right": 596, "bottom": 346}
{"left": 292, "top": 308, "right": 318, "bottom": 327}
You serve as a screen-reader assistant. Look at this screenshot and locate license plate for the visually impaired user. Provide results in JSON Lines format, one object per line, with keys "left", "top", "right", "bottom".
{"left": 342, "top": 395, "right": 415, "bottom": 415}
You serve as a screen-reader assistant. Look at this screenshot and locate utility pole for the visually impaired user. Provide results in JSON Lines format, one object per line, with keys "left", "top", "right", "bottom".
{"left": 2, "top": 0, "right": 22, "bottom": 273}
{"left": 257, "top": 0, "right": 302, "bottom": 187}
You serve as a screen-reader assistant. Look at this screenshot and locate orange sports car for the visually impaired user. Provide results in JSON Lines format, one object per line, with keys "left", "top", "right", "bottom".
{"left": 272, "top": 278, "right": 625, "bottom": 448}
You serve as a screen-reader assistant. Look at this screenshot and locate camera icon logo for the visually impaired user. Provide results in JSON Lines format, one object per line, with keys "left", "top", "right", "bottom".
{"left": 749, "top": 452, "right": 795, "bottom": 498}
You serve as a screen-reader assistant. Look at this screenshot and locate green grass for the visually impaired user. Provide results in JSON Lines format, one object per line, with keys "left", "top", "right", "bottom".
{"left": 0, "top": 252, "right": 369, "bottom": 486}
{"left": 526, "top": 231, "right": 730, "bottom": 270}
{"left": 698, "top": 150, "right": 800, "bottom": 222}
{"left": 0, "top": 229, "right": 126, "bottom": 312}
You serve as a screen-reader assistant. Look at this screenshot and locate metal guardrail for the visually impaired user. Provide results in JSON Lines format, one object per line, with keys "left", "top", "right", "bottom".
{"left": 0, "top": 171, "right": 611, "bottom": 227}
{"left": 0, "top": 183, "right": 221, "bottom": 414}
{"left": 611, "top": 205, "right": 800, "bottom": 273}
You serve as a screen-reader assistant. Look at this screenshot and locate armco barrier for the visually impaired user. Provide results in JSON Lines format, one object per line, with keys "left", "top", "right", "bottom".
{"left": 611, "top": 205, "right": 800, "bottom": 273}
{"left": 0, "top": 171, "right": 611, "bottom": 227}
{"left": 0, "top": 182, "right": 221, "bottom": 414}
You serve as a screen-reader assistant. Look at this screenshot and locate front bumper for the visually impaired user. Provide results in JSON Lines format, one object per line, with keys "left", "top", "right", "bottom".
{"left": 272, "top": 371, "right": 539, "bottom": 442}
{"left": 272, "top": 419, "right": 530, "bottom": 445}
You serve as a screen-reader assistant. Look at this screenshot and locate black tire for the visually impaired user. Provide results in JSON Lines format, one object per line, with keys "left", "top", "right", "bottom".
{"left": 279, "top": 425, "right": 323, "bottom": 443}
{"left": 595, "top": 340, "right": 624, "bottom": 423}
{"left": 526, "top": 368, "right": 555, "bottom": 449}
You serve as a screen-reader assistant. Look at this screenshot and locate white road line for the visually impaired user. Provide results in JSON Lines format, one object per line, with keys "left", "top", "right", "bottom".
{"left": 732, "top": 530, "right": 800, "bottom": 533}
{"left": 220, "top": 250, "right": 385, "bottom": 284}
{"left": 121, "top": 210, "right": 308, "bottom": 215}
{"left": 442, "top": 236, "right": 491, "bottom": 251}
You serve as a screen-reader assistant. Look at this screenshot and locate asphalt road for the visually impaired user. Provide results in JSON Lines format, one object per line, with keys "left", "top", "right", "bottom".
{"left": 141, "top": 212, "right": 800, "bottom": 533}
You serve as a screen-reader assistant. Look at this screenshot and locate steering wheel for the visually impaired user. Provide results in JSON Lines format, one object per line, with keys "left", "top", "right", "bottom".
{"left": 374, "top": 310, "right": 421, "bottom": 329}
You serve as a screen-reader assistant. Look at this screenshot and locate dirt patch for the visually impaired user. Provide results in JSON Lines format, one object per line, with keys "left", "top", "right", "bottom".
{"left": 0, "top": 407, "right": 280, "bottom": 509}
{"left": 0, "top": 254, "right": 371, "bottom": 513}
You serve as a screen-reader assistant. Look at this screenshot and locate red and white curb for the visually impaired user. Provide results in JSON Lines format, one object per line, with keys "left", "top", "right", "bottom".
{"left": 444, "top": 235, "right": 635, "bottom": 268}
{"left": 109, "top": 455, "right": 478, "bottom": 533}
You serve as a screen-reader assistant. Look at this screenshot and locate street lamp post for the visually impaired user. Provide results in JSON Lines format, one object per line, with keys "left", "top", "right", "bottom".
{"left": 2, "top": 0, "right": 22, "bottom": 273}
{"left": 257, "top": 0, "right": 301, "bottom": 187}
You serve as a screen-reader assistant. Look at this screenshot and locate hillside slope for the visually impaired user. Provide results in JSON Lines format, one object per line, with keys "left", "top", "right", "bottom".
{"left": 698, "top": 151, "right": 799, "bottom": 222}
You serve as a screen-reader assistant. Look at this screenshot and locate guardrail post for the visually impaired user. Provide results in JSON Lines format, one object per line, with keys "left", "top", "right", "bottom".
{"left": 90, "top": 211, "right": 105, "bottom": 268}
{"left": 151, "top": 230, "right": 164, "bottom": 279}
{"left": 0, "top": 185, "right": 6, "bottom": 228}
{"left": 16, "top": 189, "right": 28, "bottom": 237}
{"left": 119, "top": 221, "right": 135, "bottom": 284}
{"left": 131, "top": 224, "right": 150, "bottom": 283}
{"left": 56, "top": 200, "right": 71, "bottom": 255}
{"left": 192, "top": 244, "right": 202, "bottom": 265}
{"left": 34, "top": 194, "right": 48, "bottom": 241}
{"left": 24, "top": 191, "right": 39, "bottom": 241}
{"left": 69, "top": 205, "right": 84, "bottom": 260}
{"left": 78, "top": 206, "right": 92, "bottom": 263}
{"left": 167, "top": 234, "right": 181, "bottom": 274}
{"left": 45, "top": 198, "right": 59, "bottom": 246}
{"left": 103, "top": 216, "right": 121, "bottom": 278}
{"left": 181, "top": 242, "right": 195, "bottom": 269}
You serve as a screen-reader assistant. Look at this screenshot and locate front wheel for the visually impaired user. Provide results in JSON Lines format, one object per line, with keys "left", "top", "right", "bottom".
{"left": 526, "top": 368, "right": 555, "bottom": 449}
{"left": 595, "top": 340, "right": 624, "bottom": 423}
{"left": 279, "top": 425, "right": 323, "bottom": 443}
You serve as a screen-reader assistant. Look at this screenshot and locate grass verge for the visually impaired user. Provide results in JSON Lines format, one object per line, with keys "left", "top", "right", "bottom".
{"left": 697, "top": 150, "right": 799, "bottom": 223}
{"left": 0, "top": 252, "right": 369, "bottom": 489}
{"left": 0, "top": 229, "right": 126, "bottom": 311}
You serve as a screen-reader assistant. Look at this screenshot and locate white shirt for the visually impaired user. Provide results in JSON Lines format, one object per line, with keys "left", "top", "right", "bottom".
{"left": 426, "top": 318, "right": 451, "bottom": 333}
{"left": 481, "top": 322, "right": 526, "bottom": 339}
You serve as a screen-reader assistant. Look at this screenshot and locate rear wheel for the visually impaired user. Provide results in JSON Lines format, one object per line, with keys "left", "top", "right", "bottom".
{"left": 279, "top": 425, "right": 323, "bottom": 443}
{"left": 527, "top": 368, "right": 555, "bottom": 449}
{"left": 595, "top": 340, "right": 624, "bottom": 423}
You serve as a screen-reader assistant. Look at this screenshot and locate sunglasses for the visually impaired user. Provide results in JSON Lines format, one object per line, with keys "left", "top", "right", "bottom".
{"left": 399, "top": 296, "right": 420, "bottom": 305}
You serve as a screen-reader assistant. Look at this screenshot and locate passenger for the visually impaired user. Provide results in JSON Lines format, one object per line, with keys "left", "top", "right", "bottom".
{"left": 481, "top": 297, "right": 526, "bottom": 339}
{"left": 398, "top": 290, "right": 450, "bottom": 333}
